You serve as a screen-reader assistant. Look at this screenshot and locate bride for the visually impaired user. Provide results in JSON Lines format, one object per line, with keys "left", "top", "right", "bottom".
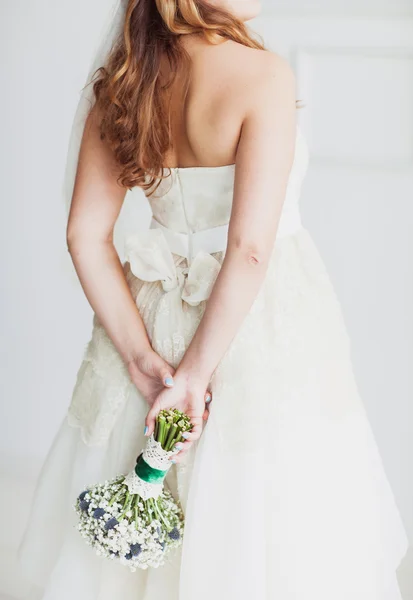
{"left": 19, "top": 1, "right": 409, "bottom": 599}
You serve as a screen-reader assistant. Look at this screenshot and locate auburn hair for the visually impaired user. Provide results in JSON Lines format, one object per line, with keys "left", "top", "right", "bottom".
{"left": 92, "top": 0, "right": 265, "bottom": 192}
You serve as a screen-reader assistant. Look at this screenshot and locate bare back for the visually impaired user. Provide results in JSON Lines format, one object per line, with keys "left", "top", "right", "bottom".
{"left": 163, "top": 36, "right": 271, "bottom": 169}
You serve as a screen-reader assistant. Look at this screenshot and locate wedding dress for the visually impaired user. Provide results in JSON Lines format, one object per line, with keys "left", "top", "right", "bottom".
{"left": 19, "top": 125, "right": 409, "bottom": 600}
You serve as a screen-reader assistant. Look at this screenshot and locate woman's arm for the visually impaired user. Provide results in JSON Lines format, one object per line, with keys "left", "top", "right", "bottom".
{"left": 67, "top": 108, "right": 175, "bottom": 394}
{"left": 179, "top": 56, "right": 297, "bottom": 384}
{"left": 145, "top": 55, "right": 297, "bottom": 449}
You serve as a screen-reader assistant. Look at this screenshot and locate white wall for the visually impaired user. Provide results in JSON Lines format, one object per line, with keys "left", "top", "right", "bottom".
{"left": 0, "top": 0, "right": 118, "bottom": 475}
{"left": 1, "top": 2, "right": 119, "bottom": 594}
{"left": 263, "top": 0, "right": 413, "bottom": 17}
{"left": 1, "top": 0, "right": 412, "bottom": 597}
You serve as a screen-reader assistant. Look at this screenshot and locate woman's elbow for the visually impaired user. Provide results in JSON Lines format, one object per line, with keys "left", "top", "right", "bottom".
{"left": 229, "top": 237, "right": 272, "bottom": 269}
{"left": 66, "top": 226, "right": 78, "bottom": 254}
{"left": 66, "top": 225, "right": 86, "bottom": 255}
{"left": 66, "top": 226, "right": 112, "bottom": 256}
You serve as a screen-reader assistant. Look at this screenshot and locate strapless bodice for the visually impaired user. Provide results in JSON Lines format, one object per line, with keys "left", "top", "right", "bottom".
{"left": 145, "top": 125, "right": 309, "bottom": 242}
{"left": 125, "top": 126, "right": 310, "bottom": 264}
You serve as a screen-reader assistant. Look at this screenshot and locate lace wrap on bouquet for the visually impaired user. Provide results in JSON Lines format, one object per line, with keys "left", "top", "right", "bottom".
{"left": 68, "top": 229, "right": 222, "bottom": 446}
{"left": 124, "top": 435, "right": 176, "bottom": 500}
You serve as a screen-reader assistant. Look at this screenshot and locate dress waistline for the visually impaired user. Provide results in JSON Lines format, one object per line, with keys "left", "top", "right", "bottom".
{"left": 150, "top": 206, "right": 302, "bottom": 261}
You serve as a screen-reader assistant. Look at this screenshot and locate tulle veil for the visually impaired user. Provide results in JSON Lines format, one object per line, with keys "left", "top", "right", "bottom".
{"left": 63, "top": 0, "right": 143, "bottom": 263}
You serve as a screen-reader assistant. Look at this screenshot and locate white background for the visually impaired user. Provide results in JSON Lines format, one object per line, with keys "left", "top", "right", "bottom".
{"left": 1, "top": 0, "right": 412, "bottom": 597}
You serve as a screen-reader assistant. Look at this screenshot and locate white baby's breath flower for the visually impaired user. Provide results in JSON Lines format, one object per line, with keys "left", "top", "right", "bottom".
{"left": 75, "top": 458, "right": 184, "bottom": 570}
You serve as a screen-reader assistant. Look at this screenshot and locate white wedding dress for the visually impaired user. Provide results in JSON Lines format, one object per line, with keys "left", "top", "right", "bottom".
{"left": 20, "top": 125, "right": 409, "bottom": 600}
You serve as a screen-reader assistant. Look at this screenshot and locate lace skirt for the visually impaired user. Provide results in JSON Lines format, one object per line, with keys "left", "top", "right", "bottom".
{"left": 19, "top": 228, "right": 409, "bottom": 600}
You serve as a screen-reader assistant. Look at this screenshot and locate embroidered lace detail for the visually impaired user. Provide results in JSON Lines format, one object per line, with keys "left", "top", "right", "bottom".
{"left": 124, "top": 471, "right": 164, "bottom": 501}
{"left": 67, "top": 315, "right": 131, "bottom": 446}
{"left": 122, "top": 436, "right": 175, "bottom": 500}
{"left": 66, "top": 225, "right": 355, "bottom": 452}
{"left": 143, "top": 435, "right": 176, "bottom": 470}
{"left": 67, "top": 249, "right": 224, "bottom": 446}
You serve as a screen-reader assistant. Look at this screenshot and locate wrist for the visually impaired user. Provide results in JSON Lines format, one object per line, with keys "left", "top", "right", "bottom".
{"left": 125, "top": 342, "right": 153, "bottom": 371}
{"left": 177, "top": 340, "right": 216, "bottom": 389}
{"left": 174, "top": 365, "right": 211, "bottom": 392}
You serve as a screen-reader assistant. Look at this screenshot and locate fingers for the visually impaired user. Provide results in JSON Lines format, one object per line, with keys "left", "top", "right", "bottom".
{"left": 145, "top": 399, "right": 160, "bottom": 437}
{"left": 162, "top": 373, "right": 175, "bottom": 388}
{"left": 171, "top": 392, "right": 213, "bottom": 460}
{"left": 158, "top": 365, "right": 175, "bottom": 388}
{"left": 190, "top": 416, "right": 204, "bottom": 440}
{"left": 151, "top": 353, "right": 175, "bottom": 388}
{"left": 203, "top": 390, "right": 212, "bottom": 421}
{"left": 146, "top": 387, "right": 212, "bottom": 463}
{"left": 169, "top": 416, "right": 204, "bottom": 462}
{"left": 170, "top": 440, "right": 195, "bottom": 463}
{"left": 180, "top": 418, "right": 203, "bottom": 442}
{"left": 170, "top": 451, "right": 186, "bottom": 464}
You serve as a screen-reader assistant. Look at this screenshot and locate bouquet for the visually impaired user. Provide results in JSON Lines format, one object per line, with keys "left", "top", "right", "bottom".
{"left": 75, "top": 410, "right": 192, "bottom": 570}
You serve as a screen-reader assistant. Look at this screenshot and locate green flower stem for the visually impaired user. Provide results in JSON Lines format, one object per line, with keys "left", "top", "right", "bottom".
{"left": 150, "top": 497, "right": 162, "bottom": 523}
{"left": 162, "top": 424, "right": 170, "bottom": 447}
{"left": 109, "top": 487, "right": 126, "bottom": 507}
{"left": 119, "top": 491, "right": 133, "bottom": 520}
{"left": 162, "top": 419, "right": 173, "bottom": 449}
{"left": 157, "top": 416, "right": 166, "bottom": 446}
{"left": 149, "top": 498, "right": 156, "bottom": 520}
{"left": 173, "top": 424, "right": 182, "bottom": 442}
{"left": 144, "top": 499, "right": 152, "bottom": 523}
{"left": 123, "top": 490, "right": 130, "bottom": 509}
{"left": 165, "top": 423, "right": 178, "bottom": 452}
{"left": 152, "top": 409, "right": 194, "bottom": 450}
{"left": 155, "top": 497, "right": 172, "bottom": 530}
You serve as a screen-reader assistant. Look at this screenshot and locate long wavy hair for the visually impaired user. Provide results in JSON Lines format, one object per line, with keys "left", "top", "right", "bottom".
{"left": 93, "top": 0, "right": 265, "bottom": 192}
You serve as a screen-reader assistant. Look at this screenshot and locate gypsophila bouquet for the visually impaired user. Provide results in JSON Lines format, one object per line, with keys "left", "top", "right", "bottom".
{"left": 75, "top": 410, "right": 192, "bottom": 571}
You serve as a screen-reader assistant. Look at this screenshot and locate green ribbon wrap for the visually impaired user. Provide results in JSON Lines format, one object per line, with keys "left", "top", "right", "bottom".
{"left": 135, "top": 454, "right": 169, "bottom": 484}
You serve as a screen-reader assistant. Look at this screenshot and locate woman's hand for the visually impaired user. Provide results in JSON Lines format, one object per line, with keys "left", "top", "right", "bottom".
{"left": 127, "top": 349, "right": 176, "bottom": 407}
{"left": 144, "top": 373, "right": 212, "bottom": 463}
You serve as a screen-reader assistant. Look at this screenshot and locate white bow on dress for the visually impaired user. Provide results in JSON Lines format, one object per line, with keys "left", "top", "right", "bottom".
{"left": 125, "top": 229, "right": 222, "bottom": 307}
{"left": 125, "top": 229, "right": 222, "bottom": 368}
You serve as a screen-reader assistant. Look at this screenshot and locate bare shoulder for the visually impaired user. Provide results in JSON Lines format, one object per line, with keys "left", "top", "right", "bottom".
{"left": 183, "top": 39, "right": 296, "bottom": 163}
{"left": 213, "top": 42, "right": 293, "bottom": 79}
{"left": 193, "top": 38, "right": 291, "bottom": 78}
{"left": 239, "top": 48, "right": 296, "bottom": 102}
{"left": 256, "top": 51, "right": 295, "bottom": 85}
{"left": 204, "top": 41, "right": 295, "bottom": 105}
